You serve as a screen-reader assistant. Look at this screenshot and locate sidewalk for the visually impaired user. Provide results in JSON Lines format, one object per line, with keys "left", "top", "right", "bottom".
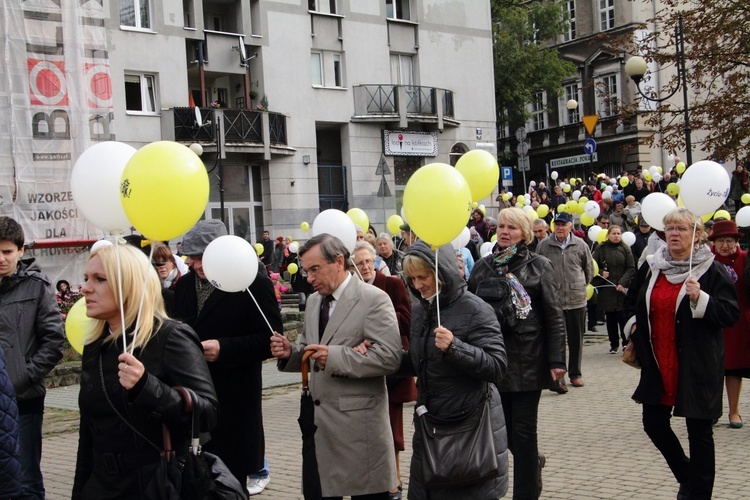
{"left": 42, "top": 337, "right": 750, "bottom": 499}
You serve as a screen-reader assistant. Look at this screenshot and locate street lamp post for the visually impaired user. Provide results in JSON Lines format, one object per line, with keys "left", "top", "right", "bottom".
{"left": 624, "top": 12, "right": 692, "bottom": 165}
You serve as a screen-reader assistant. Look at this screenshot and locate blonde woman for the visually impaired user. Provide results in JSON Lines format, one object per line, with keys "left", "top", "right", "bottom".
{"left": 72, "top": 244, "right": 218, "bottom": 499}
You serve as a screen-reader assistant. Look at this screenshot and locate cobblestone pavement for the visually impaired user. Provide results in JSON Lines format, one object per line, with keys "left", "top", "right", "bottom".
{"left": 42, "top": 336, "right": 750, "bottom": 499}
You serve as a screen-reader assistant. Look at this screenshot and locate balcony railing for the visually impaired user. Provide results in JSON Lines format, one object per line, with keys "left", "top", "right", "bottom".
{"left": 172, "top": 107, "right": 287, "bottom": 146}
{"left": 352, "top": 84, "right": 455, "bottom": 127}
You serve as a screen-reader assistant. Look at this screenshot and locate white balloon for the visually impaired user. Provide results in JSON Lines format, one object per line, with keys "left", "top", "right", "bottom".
{"left": 649, "top": 166, "right": 660, "bottom": 176}
{"left": 451, "top": 227, "right": 471, "bottom": 251}
{"left": 203, "top": 235, "right": 259, "bottom": 292}
{"left": 480, "top": 241, "right": 494, "bottom": 256}
{"left": 188, "top": 143, "right": 203, "bottom": 156}
{"left": 668, "top": 154, "right": 675, "bottom": 163}
{"left": 313, "top": 209, "right": 357, "bottom": 252}
{"left": 605, "top": 186, "right": 613, "bottom": 193}
{"left": 90, "top": 240, "right": 113, "bottom": 253}
{"left": 572, "top": 190, "right": 581, "bottom": 201}
{"left": 71, "top": 142, "right": 136, "bottom": 233}
{"left": 602, "top": 191, "right": 612, "bottom": 200}
{"left": 736, "top": 206, "right": 750, "bottom": 227}
{"left": 507, "top": 192, "right": 513, "bottom": 199}
{"left": 652, "top": 173, "right": 662, "bottom": 183}
{"left": 641, "top": 193, "right": 677, "bottom": 231}
{"left": 679, "top": 161, "right": 731, "bottom": 216}
{"left": 588, "top": 225, "right": 603, "bottom": 241}
{"left": 288, "top": 243, "right": 299, "bottom": 254}
{"left": 523, "top": 205, "right": 535, "bottom": 212}
{"left": 621, "top": 231, "right": 636, "bottom": 246}
{"left": 530, "top": 181, "right": 537, "bottom": 187}
{"left": 551, "top": 171, "right": 559, "bottom": 180}
{"left": 584, "top": 201, "right": 601, "bottom": 219}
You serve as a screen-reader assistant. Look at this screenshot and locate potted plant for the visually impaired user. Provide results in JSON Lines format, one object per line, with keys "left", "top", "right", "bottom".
{"left": 249, "top": 90, "right": 258, "bottom": 100}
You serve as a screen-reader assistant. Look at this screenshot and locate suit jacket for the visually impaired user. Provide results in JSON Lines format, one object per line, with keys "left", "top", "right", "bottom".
{"left": 280, "top": 275, "right": 401, "bottom": 497}
{"left": 170, "top": 270, "right": 282, "bottom": 484}
{"left": 372, "top": 271, "right": 417, "bottom": 403}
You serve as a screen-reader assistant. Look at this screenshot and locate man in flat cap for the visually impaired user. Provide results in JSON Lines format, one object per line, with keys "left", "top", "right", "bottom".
{"left": 170, "top": 219, "right": 282, "bottom": 495}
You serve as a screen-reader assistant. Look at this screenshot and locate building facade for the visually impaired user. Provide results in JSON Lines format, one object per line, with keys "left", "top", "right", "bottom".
{"left": 0, "top": 0, "right": 497, "bottom": 283}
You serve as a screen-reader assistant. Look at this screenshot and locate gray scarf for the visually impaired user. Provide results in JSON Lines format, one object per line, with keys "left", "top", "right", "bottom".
{"left": 652, "top": 244, "right": 714, "bottom": 284}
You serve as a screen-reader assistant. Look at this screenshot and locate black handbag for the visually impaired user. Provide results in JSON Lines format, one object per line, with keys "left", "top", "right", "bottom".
{"left": 416, "top": 386, "right": 499, "bottom": 487}
{"left": 99, "top": 356, "right": 246, "bottom": 500}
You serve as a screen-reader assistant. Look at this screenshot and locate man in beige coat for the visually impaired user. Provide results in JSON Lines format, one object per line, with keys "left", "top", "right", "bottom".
{"left": 271, "top": 233, "right": 402, "bottom": 499}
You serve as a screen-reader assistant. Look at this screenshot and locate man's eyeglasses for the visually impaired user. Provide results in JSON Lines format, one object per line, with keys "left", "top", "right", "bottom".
{"left": 303, "top": 262, "right": 331, "bottom": 276}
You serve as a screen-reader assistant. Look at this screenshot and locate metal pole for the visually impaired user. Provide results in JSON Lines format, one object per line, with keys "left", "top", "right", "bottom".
{"left": 677, "top": 13, "right": 692, "bottom": 165}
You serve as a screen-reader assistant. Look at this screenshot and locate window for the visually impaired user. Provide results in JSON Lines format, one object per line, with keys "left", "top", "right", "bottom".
{"left": 599, "top": 0, "right": 614, "bottom": 31}
{"left": 390, "top": 54, "right": 414, "bottom": 85}
{"left": 207, "top": 165, "right": 264, "bottom": 243}
{"left": 563, "top": 83, "right": 580, "bottom": 124}
{"left": 386, "top": 0, "right": 410, "bottom": 21}
{"left": 183, "top": 0, "right": 194, "bottom": 28}
{"left": 124, "top": 73, "right": 157, "bottom": 113}
{"left": 597, "top": 74, "right": 619, "bottom": 117}
{"left": 530, "top": 92, "right": 546, "bottom": 131}
{"left": 309, "top": 0, "right": 338, "bottom": 14}
{"left": 563, "top": 0, "right": 576, "bottom": 41}
{"left": 311, "top": 51, "right": 345, "bottom": 88}
{"left": 120, "top": 0, "right": 150, "bottom": 29}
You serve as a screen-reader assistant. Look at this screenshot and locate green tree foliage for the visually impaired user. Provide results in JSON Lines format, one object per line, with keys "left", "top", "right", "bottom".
{"left": 492, "top": 0, "right": 576, "bottom": 129}
{"left": 628, "top": 0, "right": 750, "bottom": 161}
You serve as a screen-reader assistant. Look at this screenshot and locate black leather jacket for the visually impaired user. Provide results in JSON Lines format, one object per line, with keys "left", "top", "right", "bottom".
{"left": 468, "top": 245, "right": 567, "bottom": 392}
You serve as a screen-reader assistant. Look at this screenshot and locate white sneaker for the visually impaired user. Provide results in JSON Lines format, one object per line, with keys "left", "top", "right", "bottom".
{"left": 247, "top": 475, "right": 270, "bottom": 496}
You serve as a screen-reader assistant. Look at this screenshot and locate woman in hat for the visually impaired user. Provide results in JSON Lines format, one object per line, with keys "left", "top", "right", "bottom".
{"left": 709, "top": 219, "right": 750, "bottom": 428}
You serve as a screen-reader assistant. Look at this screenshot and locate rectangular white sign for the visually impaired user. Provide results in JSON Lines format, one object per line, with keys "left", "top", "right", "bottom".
{"left": 383, "top": 130, "right": 438, "bottom": 156}
{"left": 550, "top": 153, "right": 598, "bottom": 168}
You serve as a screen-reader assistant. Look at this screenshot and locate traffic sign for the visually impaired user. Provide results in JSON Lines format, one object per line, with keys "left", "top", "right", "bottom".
{"left": 517, "top": 142, "right": 529, "bottom": 156}
{"left": 375, "top": 154, "right": 391, "bottom": 175}
{"left": 515, "top": 127, "right": 527, "bottom": 142}
{"left": 501, "top": 166, "right": 513, "bottom": 187}
{"left": 518, "top": 156, "right": 531, "bottom": 172}
{"left": 584, "top": 138, "right": 597, "bottom": 155}
{"left": 582, "top": 115, "right": 599, "bottom": 136}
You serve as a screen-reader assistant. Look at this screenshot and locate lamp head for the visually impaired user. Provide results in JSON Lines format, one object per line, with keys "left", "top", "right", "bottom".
{"left": 625, "top": 56, "right": 648, "bottom": 85}
{"left": 566, "top": 99, "right": 578, "bottom": 110}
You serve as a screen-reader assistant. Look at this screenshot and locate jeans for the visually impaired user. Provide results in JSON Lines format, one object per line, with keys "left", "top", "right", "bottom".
{"left": 248, "top": 457, "right": 269, "bottom": 480}
{"left": 19, "top": 412, "right": 44, "bottom": 500}
{"left": 642, "top": 404, "right": 715, "bottom": 500}
{"left": 564, "top": 307, "right": 586, "bottom": 378}
{"left": 501, "top": 391, "right": 542, "bottom": 500}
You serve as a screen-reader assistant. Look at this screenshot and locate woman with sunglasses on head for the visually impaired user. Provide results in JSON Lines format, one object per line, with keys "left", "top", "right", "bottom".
{"left": 622, "top": 208, "right": 739, "bottom": 500}
{"left": 151, "top": 244, "right": 182, "bottom": 291}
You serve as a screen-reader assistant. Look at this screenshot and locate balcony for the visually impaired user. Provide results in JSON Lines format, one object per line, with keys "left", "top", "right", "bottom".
{"left": 352, "top": 85, "right": 458, "bottom": 130}
{"left": 166, "top": 108, "right": 293, "bottom": 160}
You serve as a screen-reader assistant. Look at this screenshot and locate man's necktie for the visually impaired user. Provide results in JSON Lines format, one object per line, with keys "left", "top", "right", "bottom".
{"left": 319, "top": 295, "right": 333, "bottom": 340}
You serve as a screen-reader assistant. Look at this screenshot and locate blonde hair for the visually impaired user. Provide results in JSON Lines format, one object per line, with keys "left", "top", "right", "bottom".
{"left": 497, "top": 207, "right": 533, "bottom": 244}
{"left": 402, "top": 254, "right": 444, "bottom": 291}
{"left": 86, "top": 243, "right": 167, "bottom": 348}
{"left": 663, "top": 207, "right": 704, "bottom": 236}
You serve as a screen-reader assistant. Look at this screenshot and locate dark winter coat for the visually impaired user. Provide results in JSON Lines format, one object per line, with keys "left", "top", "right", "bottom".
{"left": 0, "top": 346, "right": 20, "bottom": 499}
{"left": 403, "top": 242, "right": 508, "bottom": 500}
{"left": 468, "top": 245, "right": 567, "bottom": 392}
{"left": 0, "top": 258, "right": 64, "bottom": 412}
{"left": 170, "top": 270, "right": 282, "bottom": 483}
{"left": 592, "top": 241, "right": 635, "bottom": 311}
{"left": 622, "top": 255, "right": 739, "bottom": 419}
{"left": 72, "top": 320, "right": 218, "bottom": 499}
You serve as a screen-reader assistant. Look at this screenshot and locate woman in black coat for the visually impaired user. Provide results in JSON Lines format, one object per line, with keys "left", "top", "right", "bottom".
{"left": 468, "top": 207, "right": 567, "bottom": 499}
{"left": 622, "top": 208, "right": 739, "bottom": 500}
{"left": 401, "top": 241, "right": 508, "bottom": 500}
{"left": 73, "top": 244, "right": 218, "bottom": 499}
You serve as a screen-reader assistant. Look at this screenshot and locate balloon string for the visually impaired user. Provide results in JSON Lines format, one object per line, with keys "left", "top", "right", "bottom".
{"left": 435, "top": 248, "right": 441, "bottom": 327}
{"left": 246, "top": 289, "right": 276, "bottom": 336}
{"left": 114, "top": 236, "right": 127, "bottom": 354}
{"left": 130, "top": 245, "right": 155, "bottom": 354}
{"left": 349, "top": 256, "right": 363, "bottom": 282}
{"left": 688, "top": 220, "right": 697, "bottom": 277}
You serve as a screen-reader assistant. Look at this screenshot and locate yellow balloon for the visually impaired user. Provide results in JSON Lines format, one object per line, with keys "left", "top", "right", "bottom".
{"left": 592, "top": 260, "right": 599, "bottom": 277}
{"left": 455, "top": 150, "right": 500, "bottom": 201}
{"left": 597, "top": 229, "right": 608, "bottom": 243}
{"left": 666, "top": 183, "right": 680, "bottom": 196}
{"left": 701, "top": 212, "right": 713, "bottom": 223}
{"left": 619, "top": 177, "right": 629, "bottom": 188}
{"left": 557, "top": 204, "right": 567, "bottom": 213}
{"left": 742, "top": 193, "right": 750, "bottom": 205}
{"left": 676, "top": 162, "right": 686, "bottom": 174}
{"left": 254, "top": 243, "right": 264, "bottom": 256}
{"left": 387, "top": 215, "right": 404, "bottom": 234}
{"left": 120, "top": 141, "right": 209, "bottom": 241}
{"left": 347, "top": 208, "right": 370, "bottom": 232}
{"left": 517, "top": 195, "right": 525, "bottom": 206}
{"left": 491, "top": 234, "right": 497, "bottom": 243}
{"left": 714, "top": 210, "right": 731, "bottom": 220}
{"left": 287, "top": 263, "right": 299, "bottom": 274}
{"left": 300, "top": 221, "right": 310, "bottom": 232}
{"left": 580, "top": 213, "right": 595, "bottom": 226}
{"left": 566, "top": 200, "right": 578, "bottom": 213}
{"left": 527, "top": 209, "right": 537, "bottom": 221}
{"left": 579, "top": 196, "right": 589, "bottom": 204}
{"left": 403, "top": 163, "right": 472, "bottom": 247}
{"left": 65, "top": 298, "right": 96, "bottom": 355}
{"left": 478, "top": 204, "right": 486, "bottom": 214}
{"left": 563, "top": 185, "right": 571, "bottom": 193}
{"left": 586, "top": 284, "right": 595, "bottom": 301}
{"left": 657, "top": 166, "right": 663, "bottom": 174}
{"left": 537, "top": 204, "right": 549, "bottom": 218}
{"left": 502, "top": 193, "right": 510, "bottom": 202}
{"left": 472, "top": 201, "right": 479, "bottom": 209}
{"left": 644, "top": 172, "right": 652, "bottom": 182}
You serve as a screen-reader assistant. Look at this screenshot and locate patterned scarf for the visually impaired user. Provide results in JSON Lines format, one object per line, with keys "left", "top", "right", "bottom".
{"left": 652, "top": 244, "right": 714, "bottom": 284}
{"left": 491, "top": 243, "right": 533, "bottom": 320}
{"left": 713, "top": 248, "right": 740, "bottom": 284}
{"left": 195, "top": 277, "right": 215, "bottom": 314}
